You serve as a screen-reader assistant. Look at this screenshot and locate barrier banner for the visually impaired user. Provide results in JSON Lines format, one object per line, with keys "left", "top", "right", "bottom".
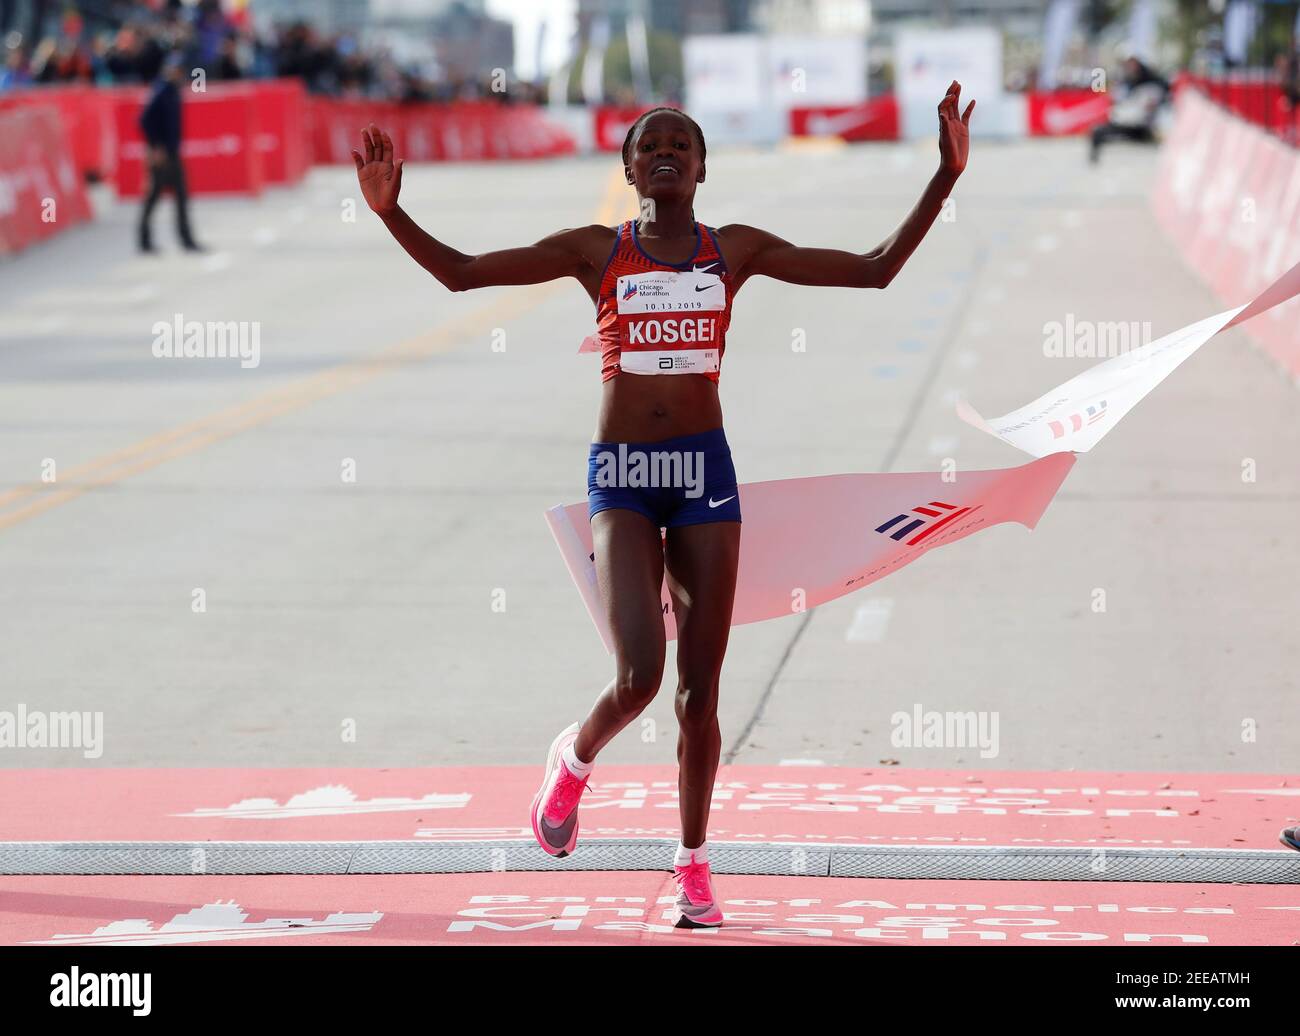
{"left": 0, "top": 105, "right": 93, "bottom": 255}
{"left": 593, "top": 105, "right": 654, "bottom": 151}
{"left": 309, "top": 99, "right": 577, "bottom": 165}
{"left": 232, "top": 79, "right": 309, "bottom": 185}
{"left": 309, "top": 98, "right": 397, "bottom": 165}
{"left": 788, "top": 97, "right": 900, "bottom": 140}
{"left": 1026, "top": 89, "right": 1111, "bottom": 136}
{"left": 1151, "top": 88, "right": 1300, "bottom": 379}
{"left": 1175, "top": 73, "right": 1295, "bottom": 137}
{"left": 546, "top": 453, "right": 1075, "bottom": 653}
{"left": 791, "top": 90, "right": 1114, "bottom": 142}
{"left": 114, "top": 88, "right": 264, "bottom": 197}
{"left": 5, "top": 82, "right": 310, "bottom": 190}
{"left": 0, "top": 85, "right": 120, "bottom": 181}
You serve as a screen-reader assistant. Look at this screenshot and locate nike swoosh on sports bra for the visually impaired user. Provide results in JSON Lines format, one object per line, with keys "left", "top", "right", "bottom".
{"left": 583, "top": 219, "right": 734, "bottom": 383}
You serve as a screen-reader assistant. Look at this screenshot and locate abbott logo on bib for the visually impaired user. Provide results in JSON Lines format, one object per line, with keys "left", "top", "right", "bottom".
{"left": 620, "top": 348, "right": 718, "bottom": 374}
{"left": 616, "top": 270, "right": 725, "bottom": 375}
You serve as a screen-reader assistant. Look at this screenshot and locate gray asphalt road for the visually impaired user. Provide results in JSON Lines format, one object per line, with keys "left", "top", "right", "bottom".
{"left": 2, "top": 136, "right": 1296, "bottom": 774}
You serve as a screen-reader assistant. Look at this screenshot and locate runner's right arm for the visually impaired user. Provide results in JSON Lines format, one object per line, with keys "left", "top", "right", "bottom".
{"left": 354, "top": 124, "right": 602, "bottom": 293}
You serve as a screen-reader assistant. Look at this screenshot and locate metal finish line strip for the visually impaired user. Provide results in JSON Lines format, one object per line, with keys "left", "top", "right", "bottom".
{"left": 0, "top": 840, "right": 1297, "bottom": 883}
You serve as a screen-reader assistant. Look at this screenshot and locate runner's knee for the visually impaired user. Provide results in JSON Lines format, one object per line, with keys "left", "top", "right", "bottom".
{"left": 674, "top": 678, "right": 720, "bottom": 730}
{"left": 614, "top": 657, "right": 664, "bottom": 713}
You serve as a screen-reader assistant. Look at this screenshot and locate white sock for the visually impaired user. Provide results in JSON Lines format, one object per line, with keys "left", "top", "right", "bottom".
{"left": 562, "top": 741, "right": 593, "bottom": 777}
{"left": 675, "top": 840, "right": 708, "bottom": 867}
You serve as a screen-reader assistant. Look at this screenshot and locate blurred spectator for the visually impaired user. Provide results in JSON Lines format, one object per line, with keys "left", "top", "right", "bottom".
{"left": 0, "top": 42, "right": 32, "bottom": 90}
{"left": 29, "top": 33, "right": 93, "bottom": 82}
{"left": 138, "top": 53, "right": 203, "bottom": 254}
{"left": 104, "top": 26, "right": 167, "bottom": 83}
{"left": 1089, "top": 56, "right": 1170, "bottom": 164}
{"left": 1279, "top": 39, "right": 1300, "bottom": 145}
{"left": 0, "top": 4, "right": 548, "bottom": 105}
{"left": 215, "top": 35, "right": 243, "bottom": 80}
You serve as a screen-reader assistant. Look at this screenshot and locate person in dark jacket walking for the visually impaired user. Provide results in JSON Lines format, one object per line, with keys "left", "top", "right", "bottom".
{"left": 138, "top": 53, "right": 203, "bottom": 252}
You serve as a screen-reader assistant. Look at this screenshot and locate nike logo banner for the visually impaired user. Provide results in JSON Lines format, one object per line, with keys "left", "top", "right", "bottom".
{"left": 545, "top": 453, "right": 1075, "bottom": 653}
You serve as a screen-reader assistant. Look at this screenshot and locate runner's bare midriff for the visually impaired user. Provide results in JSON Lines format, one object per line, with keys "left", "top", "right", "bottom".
{"left": 594, "top": 370, "right": 724, "bottom": 442}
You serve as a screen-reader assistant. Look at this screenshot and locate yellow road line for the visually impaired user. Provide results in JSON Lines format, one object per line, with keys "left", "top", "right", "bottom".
{"left": 0, "top": 164, "right": 635, "bottom": 533}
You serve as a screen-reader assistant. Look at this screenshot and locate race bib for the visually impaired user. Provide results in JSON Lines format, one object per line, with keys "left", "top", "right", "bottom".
{"left": 615, "top": 269, "right": 725, "bottom": 375}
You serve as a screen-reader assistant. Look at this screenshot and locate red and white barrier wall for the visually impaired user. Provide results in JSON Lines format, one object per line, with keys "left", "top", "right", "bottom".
{"left": 0, "top": 104, "right": 93, "bottom": 255}
{"left": 0, "top": 84, "right": 117, "bottom": 184}
{"left": 1152, "top": 87, "right": 1300, "bottom": 380}
{"left": 1, "top": 82, "right": 577, "bottom": 203}
{"left": 0, "top": 79, "right": 579, "bottom": 252}
{"left": 0, "top": 82, "right": 578, "bottom": 251}
{"left": 308, "top": 98, "right": 577, "bottom": 166}
{"left": 1173, "top": 72, "right": 1300, "bottom": 140}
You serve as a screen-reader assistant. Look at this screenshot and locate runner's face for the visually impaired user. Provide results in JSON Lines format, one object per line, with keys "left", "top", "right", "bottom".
{"left": 626, "top": 114, "right": 703, "bottom": 209}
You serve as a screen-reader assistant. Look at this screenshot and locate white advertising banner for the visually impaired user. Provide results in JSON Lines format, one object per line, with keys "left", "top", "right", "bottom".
{"left": 895, "top": 27, "right": 1004, "bottom": 138}
{"left": 684, "top": 34, "right": 765, "bottom": 111}
{"left": 686, "top": 34, "right": 864, "bottom": 146}
{"left": 766, "top": 35, "right": 867, "bottom": 109}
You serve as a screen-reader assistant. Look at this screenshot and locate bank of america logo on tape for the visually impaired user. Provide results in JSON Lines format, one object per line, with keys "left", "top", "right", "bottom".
{"left": 1049, "top": 399, "right": 1108, "bottom": 439}
{"left": 874, "top": 501, "right": 978, "bottom": 545}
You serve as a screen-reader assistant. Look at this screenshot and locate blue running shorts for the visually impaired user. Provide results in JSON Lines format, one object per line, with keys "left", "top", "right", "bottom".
{"left": 587, "top": 427, "right": 741, "bottom": 528}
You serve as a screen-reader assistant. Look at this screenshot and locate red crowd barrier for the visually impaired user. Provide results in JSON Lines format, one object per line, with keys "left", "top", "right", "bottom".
{"left": 592, "top": 105, "right": 655, "bottom": 152}
{"left": 0, "top": 104, "right": 93, "bottom": 255}
{"left": 2, "top": 79, "right": 313, "bottom": 197}
{"left": 234, "top": 79, "right": 311, "bottom": 185}
{"left": 0, "top": 84, "right": 120, "bottom": 182}
{"left": 114, "top": 87, "right": 265, "bottom": 197}
{"left": 113, "top": 78, "right": 314, "bottom": 197}
{"left": 1152, "top": 88, "right": 1300, "bottom": 379}
{"left": 1174, "top": 73, "right": 1298, "bottom": 140}
{"left": 308, "top": 98, "right": 577, "bottom": 164}
{"left": 1, "top": 82, "right": 576, "bottom": 218}
{"left": 1026, "top": 89, "right": 1111, "bottom": 136}
{"left": 788, "top": 97, "right": 900, "bottom": 140}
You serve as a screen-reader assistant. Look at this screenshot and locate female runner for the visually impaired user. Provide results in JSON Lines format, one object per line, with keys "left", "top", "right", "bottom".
{"left": 355, "top": 82, "right": 973, "bottom": 928}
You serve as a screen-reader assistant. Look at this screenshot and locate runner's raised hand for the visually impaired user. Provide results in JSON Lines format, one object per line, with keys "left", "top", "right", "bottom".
{"left": 353, "top": 123, "right": 403, "bottom": 216}
{"left": 938, "top": 80, "right": 975, "bottom": 177}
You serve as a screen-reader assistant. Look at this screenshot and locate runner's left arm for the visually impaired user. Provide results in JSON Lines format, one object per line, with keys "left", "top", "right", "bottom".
{"left": 726, "top": 81, "right": 974, "bottom": 291}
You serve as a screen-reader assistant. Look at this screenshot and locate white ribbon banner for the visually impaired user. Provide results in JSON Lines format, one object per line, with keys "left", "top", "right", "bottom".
{"left": 958, "top": 259, "right": 1300, "bottom": 458}
{"left": 550, "top": 259, "right": 1300, "bottom": 651}
{"left": 547, "top": 453, "right": 1075, "bottom": 653}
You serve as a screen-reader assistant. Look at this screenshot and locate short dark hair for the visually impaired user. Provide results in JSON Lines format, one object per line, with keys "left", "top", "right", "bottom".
{"left": 620, "top": 107, "right": 707, "bottom": 167}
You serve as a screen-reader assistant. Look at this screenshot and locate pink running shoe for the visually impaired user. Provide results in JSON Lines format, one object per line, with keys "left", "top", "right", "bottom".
{"left": 530, "top": 722, "right": 589, "bottom": 858}
{"left": 672, "top": 851, "right": 724, "bottom": 928}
